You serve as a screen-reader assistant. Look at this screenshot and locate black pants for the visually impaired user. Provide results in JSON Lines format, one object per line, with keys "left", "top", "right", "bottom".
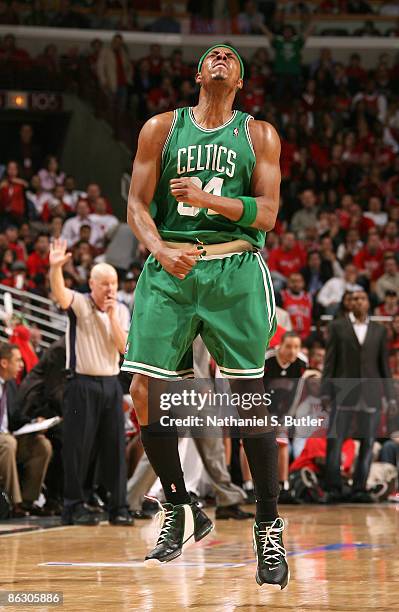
{"left": 325, "top": 407, "right": 380, "bottom": 493}
{"left": 63, "top": 374, "right": 127, "bottom": 513}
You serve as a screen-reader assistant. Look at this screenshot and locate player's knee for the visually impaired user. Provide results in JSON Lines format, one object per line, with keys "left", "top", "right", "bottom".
{"left": 130, "top": 374, "right": 149, "bottom": 424}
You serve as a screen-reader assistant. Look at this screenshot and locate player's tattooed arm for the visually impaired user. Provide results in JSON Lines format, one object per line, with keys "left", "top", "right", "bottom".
{"left": 128, "top": 113, "right": 200, "bottom": 279}
{"left": 169, "top": 120, "right": 281, "bottom": 232}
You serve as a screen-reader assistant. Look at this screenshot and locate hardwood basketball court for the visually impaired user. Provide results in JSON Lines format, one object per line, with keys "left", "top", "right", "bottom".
{"left": 0, "top": 504, "right": 398, "bottom": 611}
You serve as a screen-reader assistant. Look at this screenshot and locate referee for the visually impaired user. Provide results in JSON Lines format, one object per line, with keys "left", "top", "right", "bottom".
{"left": 49, "top": 238, "right": 133, "bottom": 526}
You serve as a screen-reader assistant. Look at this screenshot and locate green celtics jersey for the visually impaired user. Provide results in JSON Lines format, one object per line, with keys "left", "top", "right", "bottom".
{"left": 152, "top": 106, "right": 265, "bottom": 248}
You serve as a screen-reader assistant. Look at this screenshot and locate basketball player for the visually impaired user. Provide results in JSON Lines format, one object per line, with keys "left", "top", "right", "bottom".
{"left": 122, "top": 45, "right": 289, "bottom": 589}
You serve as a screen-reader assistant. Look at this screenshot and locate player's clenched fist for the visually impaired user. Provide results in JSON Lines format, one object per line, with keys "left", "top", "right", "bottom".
{"left": 170, "top": 178, "right": 207, "bottom": 207}
{"left": 155, "top": 246, "right": 201, "bottom": 279}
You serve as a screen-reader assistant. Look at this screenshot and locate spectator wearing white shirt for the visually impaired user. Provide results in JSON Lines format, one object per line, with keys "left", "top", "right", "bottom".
{"left": 63, "top": 176, "right": 84, "bottom": 212}
{"left": 89, "top": 197, "right": 119, "bottom": 249}
{"left": 363, "top": 196, "right": 388, "bottom": 228}
{"left": 61, "top": 199, "right": 102, "bottom": 248}
{"left": 317, "top": 263, "right": 363, "bottom": 314}
{"left": 117, "top": 272, "right": 136, "bottom": 314}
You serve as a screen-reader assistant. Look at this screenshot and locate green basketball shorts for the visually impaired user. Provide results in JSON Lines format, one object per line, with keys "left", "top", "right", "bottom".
{"left": 121, "top": 251, "right": 276, "bottom": 380}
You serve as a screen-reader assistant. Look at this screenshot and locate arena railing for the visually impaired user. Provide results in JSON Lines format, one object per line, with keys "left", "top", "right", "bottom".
{"left": 0, "top": 283, "right": 66, "bottom": 348}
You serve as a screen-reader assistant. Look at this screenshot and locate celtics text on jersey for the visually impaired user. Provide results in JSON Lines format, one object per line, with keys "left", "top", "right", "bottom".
{"left": 151, "top": 107, "right": 265, "bottom": 249}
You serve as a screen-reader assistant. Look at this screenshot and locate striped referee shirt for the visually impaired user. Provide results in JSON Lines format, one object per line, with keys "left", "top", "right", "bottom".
{"left": 66, "top": 292, "right": 130, "bottom": 376}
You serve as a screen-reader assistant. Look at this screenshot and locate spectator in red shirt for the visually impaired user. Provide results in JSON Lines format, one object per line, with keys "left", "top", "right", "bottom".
{"left": 0, "top": 161, "right": 27, "bottom": 229}
{"left": 4, "top": 226, "right": 26, "bottom": 261}
{"left": 26, "top": 233, "right": 50, "bottom": 294}
{"left": 375, "top": 290, "right": 399, "bottom": 317}
{"left": 143, "top": 44, "right": 164, "bottom": 84}
{"left": 147, "top": 76, "right": 176, "bottom": 117}
{"left": 382, "top": 220, "right": 399, "bottom": 252}
{"left": 0, "top": 247, "right": 15, "bottom": 287}
{"left": 268, "top": 232, "right": 306, "bottom": 289}
{"left": 0, "top": 34, "right": 30, "bottom": 66}
{"left": 353, "top": 233, "right": 384, "bottom": 281}
{"left": 289, "top": 436, "right": 355, "bottom": 477}
{"left": 281, "top": 272, "right": 313, "bottom": 341}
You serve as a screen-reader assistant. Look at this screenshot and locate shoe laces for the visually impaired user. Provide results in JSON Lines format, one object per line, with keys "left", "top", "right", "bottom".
{"left": 145, "top": 495, "right": 175, "bottom": 545}
{"left": 258, "top": 517, "right": 286, "bottom": 570}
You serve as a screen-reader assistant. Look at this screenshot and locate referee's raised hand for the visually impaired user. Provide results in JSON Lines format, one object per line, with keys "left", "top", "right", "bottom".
{"left": 49, "top": 238, "right": 72, "bottom": 268}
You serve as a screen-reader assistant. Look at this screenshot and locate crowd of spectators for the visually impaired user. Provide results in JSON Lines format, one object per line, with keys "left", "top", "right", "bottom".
{"left": 0, "top": 1, "right": 399, "bottom": 36}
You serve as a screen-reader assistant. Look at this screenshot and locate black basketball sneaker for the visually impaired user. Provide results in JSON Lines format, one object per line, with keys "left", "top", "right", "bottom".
{"left": 253, "top": 517, "right": 290, "bottom": 589}
{"left": 144, "top": 500, "right": 214, "bottom": 566}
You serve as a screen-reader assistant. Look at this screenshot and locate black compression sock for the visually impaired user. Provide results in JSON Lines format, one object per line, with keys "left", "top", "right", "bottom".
{"left": 140, "top": 423, "right": 191, "bottom": 506}
{"left": 242, "top": 433, "right": 279, "bottom": 523}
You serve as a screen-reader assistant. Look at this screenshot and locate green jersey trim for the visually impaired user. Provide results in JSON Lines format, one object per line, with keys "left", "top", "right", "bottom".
{"left": 162, "top": 109, "right": 178, "bottom": 162}
{"left": 188, "top": 107, "right": 238, "bottom": 133}
{"left": 244, "top": 115, "right": 255, "bottom": 156}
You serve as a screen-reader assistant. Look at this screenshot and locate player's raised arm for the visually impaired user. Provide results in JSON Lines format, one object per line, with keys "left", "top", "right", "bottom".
{"left": 128, "top": 113, "right": 201, "bottom": 279}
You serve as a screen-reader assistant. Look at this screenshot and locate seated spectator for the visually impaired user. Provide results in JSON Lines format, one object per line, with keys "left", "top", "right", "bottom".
{"left": 63, "top": 176, "right": 83, "bottom": 211}
{"left": 38, "top": 155, "right": 65, "bottom": 193}
{"left": 0, "top": 161, "right": 27, "bottom": 229}
{"left": 49, "top": 216, "right": 64, "bottom": 241}
{"left": 4, "top": 226, "right": 26, "bottom": 261}
{"left": 0, "top": 33, "right": 30, "bottom": 66}
{"left": 26, "top": 233, "right": 50, "bottom": 295}
{"left": 381, "top": 221, "right": 399, "bottom": 253}
{"left": 319, "top": 235, "right": 343, "bottom": 277}
{"left": 308, "top": 346, "right": 326, "bottom": 371}
{"left": 290, "top": 188, "right": 319, "bottom": 240}
{"left": 9, "top": 319, "right": 39, "bottom": 380}
{"left": 300, "top": 250, "right": 333, "bottom": 299}
{"left": 0, "top": 248, "right": 15, "bottom": 287}
{"left": 281, "top": 273, "right": 313, "bottom": 341}
{"left": 353, "top": 233, "right": 384, "bottom": 281}
{"left": 73, "top": 240, "right": 93, "bottom": 286}
{"left": 375, "top": 256, "right": 399, "bottom": 302}
{"left": 0, "top": 342, "right": 52, "bottom": 517}
{"left": 26, "top": 174, "right": 51, "bottom": 220}
{"left": 363, "top": 196, "right": 388, "bottom": 228}
{"left": 267, "top": 232, "right": 306, "bottom": 289}
{"left": 61, "top": 198, "right": 102, "bottom": 248}
{"left": 317, "top": 263, "right": 363, "bottom": 314}
{"left": 336, "top": 228, "right": 363, "bottom": 263}
{"left": 117, "top": 271, "right": 136, "bottom": 314}
{"left": 292, "top": 373, "right": 326, "bottom": 459}
{"left": 379, "top": 432, "right": 399, "bottom": 485}
{"left": 41, "top": 185, "right": 73, "bottom": 223}
{"left": 84, "top": 182, "right": 112, "bottom": 213}
{"left": 375, "top": 290, "right": 399, "bottom": 317}
{"left": 89, "top": 196, "right": 118, "bottom": 248}
{"left": 146, "top": 76, "right": 176, "bottom": 117}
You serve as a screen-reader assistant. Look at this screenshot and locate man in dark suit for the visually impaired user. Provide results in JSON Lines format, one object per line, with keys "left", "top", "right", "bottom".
{"left": 0, "top": 342, "right": 52, "bottom": 517}
{"left": 322, "top": 290, "right": 396, "bottom": 502}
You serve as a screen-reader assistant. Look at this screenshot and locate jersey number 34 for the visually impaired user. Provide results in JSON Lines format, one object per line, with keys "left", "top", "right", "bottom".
{"left": 177, "top": 176, "right": 223, "bottom": 217}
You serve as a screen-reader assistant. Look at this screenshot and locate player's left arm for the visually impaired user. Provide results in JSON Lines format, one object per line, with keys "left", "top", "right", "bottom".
{"left": 169, "top": 120, "right": 281, "bottom": 232}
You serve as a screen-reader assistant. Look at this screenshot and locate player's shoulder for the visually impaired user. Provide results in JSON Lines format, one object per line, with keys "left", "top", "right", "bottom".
{"left": 139, "top": 111, "right": 176, "bottom": 140}
{"left": 247, "top": 119, "right": 281, "bottom": 154}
